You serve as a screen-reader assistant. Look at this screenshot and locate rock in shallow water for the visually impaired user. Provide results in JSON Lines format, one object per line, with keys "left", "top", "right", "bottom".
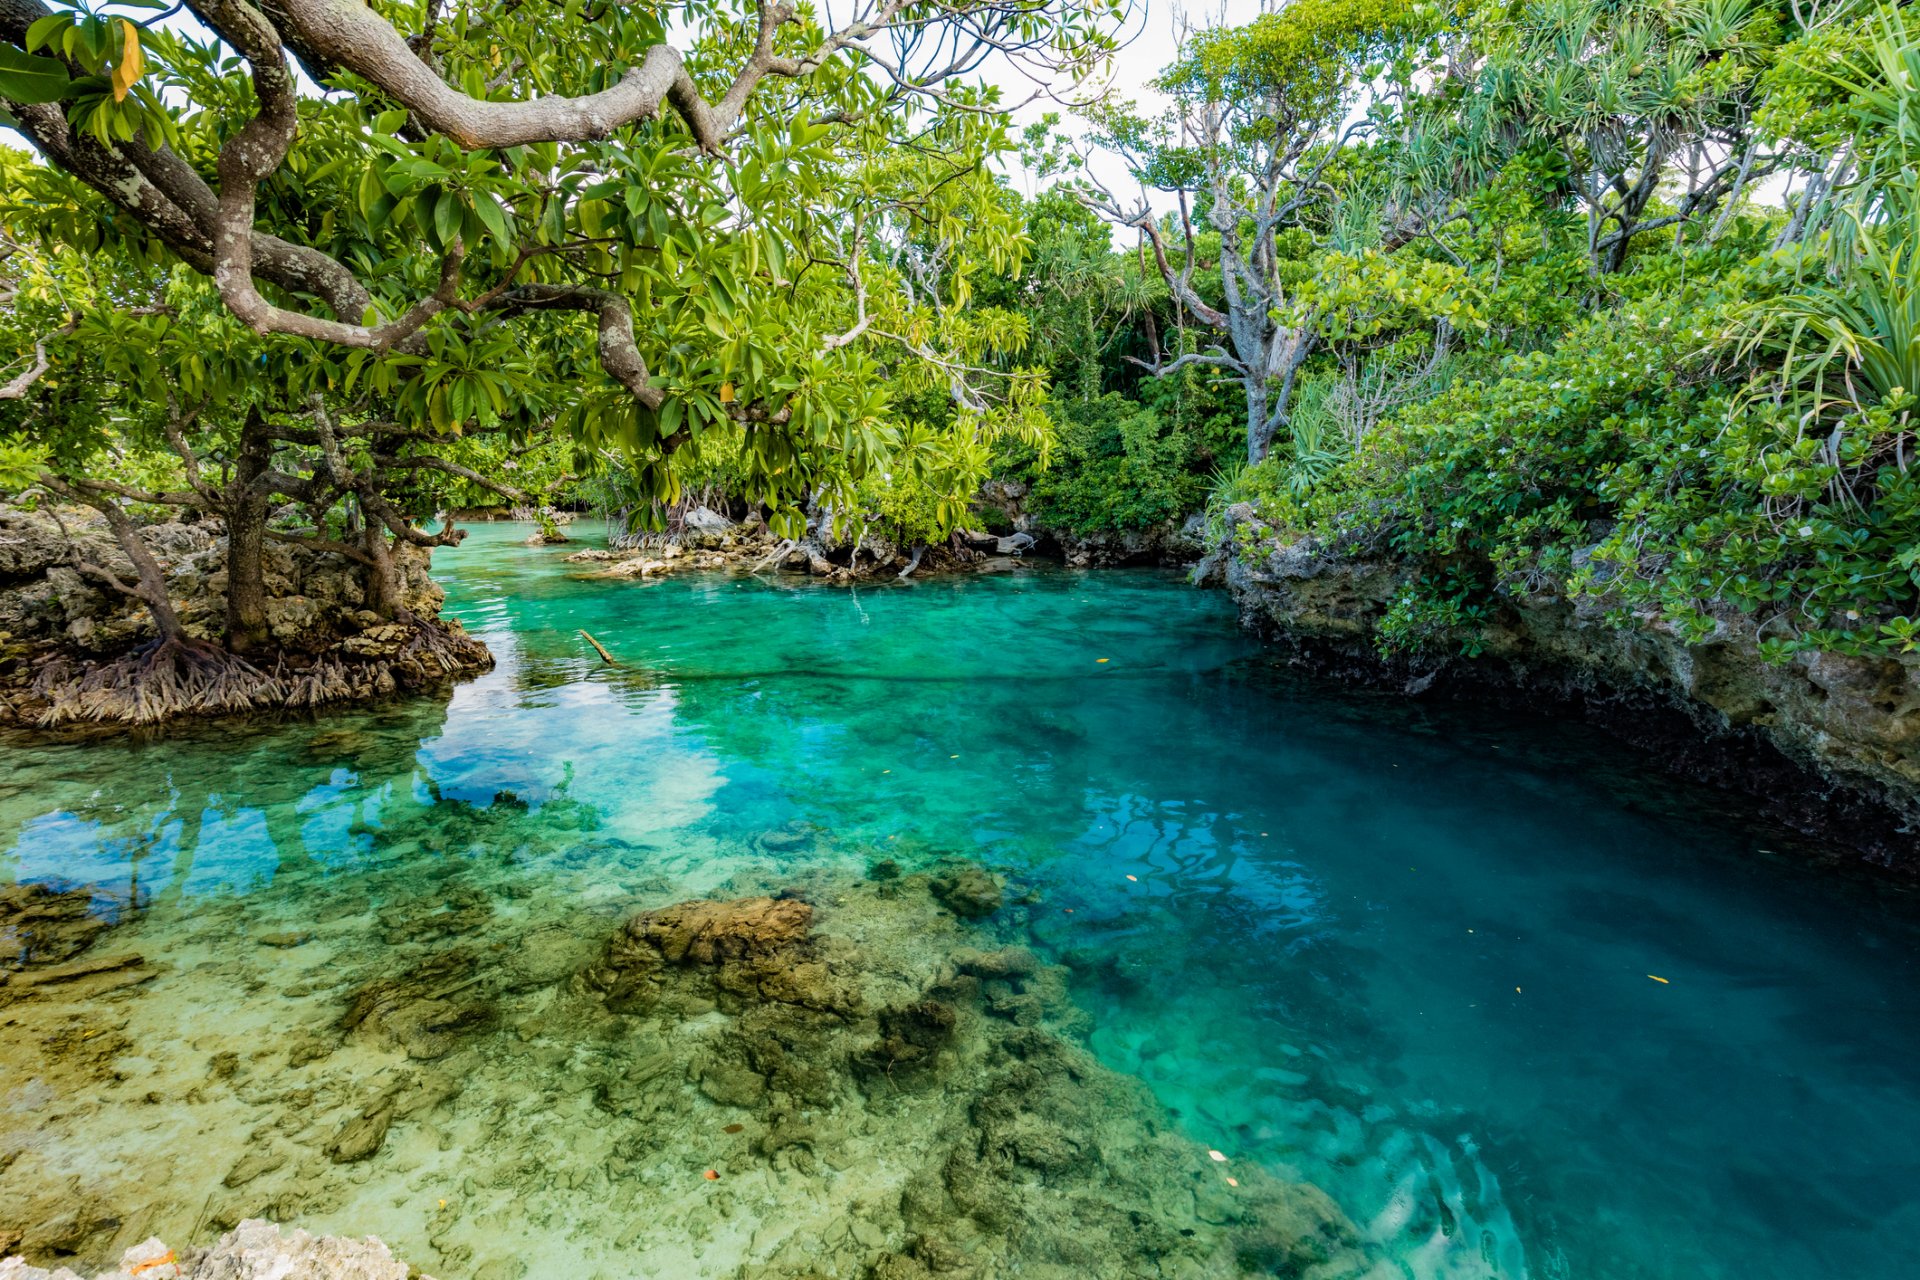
{"left": 928, "top": 866, "right": 1003, "bottom": 918}
{"left": 0, "top": 885, "right": 113, "bottom": 974}
{"left": 587, "top": 894, "right": 853, "bottom": 1015}
{"left": 0, "top": 861, "right": 1389, "bottom": 1280}
{"left": 0, "top": 1220, "right": 432, "bottom": 1280}
{"left": 574, "top": 877, "right": 1389, "bottom": 1279}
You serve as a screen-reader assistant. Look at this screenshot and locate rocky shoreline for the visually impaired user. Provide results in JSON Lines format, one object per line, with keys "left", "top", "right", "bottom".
{"left": 1200, "top": 506, "right": 1920, "bottom": 874}
{"left": 0, "top": 506, "right": 490, "bottom": 729}
{"left": 558, "top": 505, "right": 1044, "bottom": 584}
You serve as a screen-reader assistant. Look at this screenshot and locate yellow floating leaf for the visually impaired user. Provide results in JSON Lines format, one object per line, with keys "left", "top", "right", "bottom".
{"left": 111, "top": 19, "right": 143, "bottom": 103}
{"left": 1648, "top": 975, "right": 1669, "bottom": 984}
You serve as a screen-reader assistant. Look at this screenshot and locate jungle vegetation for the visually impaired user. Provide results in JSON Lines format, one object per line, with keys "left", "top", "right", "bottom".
{"left": 0, "top": 0, "right": 1915, "bottom": 687}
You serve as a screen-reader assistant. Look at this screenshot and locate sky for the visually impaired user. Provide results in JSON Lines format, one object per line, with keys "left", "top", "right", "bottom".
{"left": 988, "top": 0, "right": 1273, "bottom": 211}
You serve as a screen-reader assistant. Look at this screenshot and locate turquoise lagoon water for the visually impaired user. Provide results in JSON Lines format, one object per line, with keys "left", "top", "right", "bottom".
{"left": 4, "top": 520, "right": 1920, "bottom": 1278}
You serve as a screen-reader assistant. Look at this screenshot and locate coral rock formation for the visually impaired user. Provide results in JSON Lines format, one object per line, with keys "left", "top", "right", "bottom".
{"left": 0, "top": 505, "right": 491, "bottom": 726}
{"left": 0, "top": 845, "right": 1392, "bottom": 1279}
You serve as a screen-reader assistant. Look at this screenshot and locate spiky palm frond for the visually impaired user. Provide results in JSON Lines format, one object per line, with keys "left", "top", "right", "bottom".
{"left": 1743, "top": 178, "right": 1920, "bottom": 418}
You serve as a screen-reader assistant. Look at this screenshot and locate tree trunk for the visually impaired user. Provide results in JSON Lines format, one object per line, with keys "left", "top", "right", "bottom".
{"left": 362, "top": 524, "right": 406, "bottom": 620}
{"left": 38, "top": 476, "right": 187, "bottom": 640}
{"left": 225, "top": 408, "right": 274, "bottom": 653}
{"left": 1246, "top": 381, "right": 1274, "bottom": 465}
{"left": 98, "top": 502, "right": 186, "bottom": 640}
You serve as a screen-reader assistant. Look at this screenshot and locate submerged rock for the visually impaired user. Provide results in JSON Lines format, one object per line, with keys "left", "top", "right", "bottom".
{"left": 326, "top": 1098, "right": 396, "bottom": 1163}
{"left": 928, "top": 866, "right": 1002, "bottom": 919}
{"left": 573, "top": 882, "right": 1386, "bottom": 1279}
{"left": 0, "top": 1220, "right": 434, "bottom": 1280}
{"left": 0, "top": 862, "right": 1387, "bottom": 1280}
{"left": 338, "top": 949, "right": 498, "bottom": 1060}
{"left": 588, "top": 895, "right": 854, "bottom": 1016}
{"left": 0, "top": 884, "right": 112, "bottom": 974}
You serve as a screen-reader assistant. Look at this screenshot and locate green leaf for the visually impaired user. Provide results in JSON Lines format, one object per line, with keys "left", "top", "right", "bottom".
{"left": 23, "top": 15, "right": 68, "bottom": 53}
{"left": 434, "top": 189, "right": 463, "bottom": 247}
{"left": 0, "top": 44, "right": 73, "bottom": 103}
{"left": 473, "top": 194, "right": 510, "bottom": 245}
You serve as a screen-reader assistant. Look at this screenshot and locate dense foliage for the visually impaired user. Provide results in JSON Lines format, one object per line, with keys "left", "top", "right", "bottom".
{"left": 2, "top": 0, "right": 1917, "bottom": 684}
{"left": 999, "top": 0, "right": 1920, "bottom": 664}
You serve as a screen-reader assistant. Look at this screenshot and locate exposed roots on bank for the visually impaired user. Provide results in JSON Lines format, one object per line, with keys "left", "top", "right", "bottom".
{"left": 15, "top": 620, "right": 493, "bottom": 729}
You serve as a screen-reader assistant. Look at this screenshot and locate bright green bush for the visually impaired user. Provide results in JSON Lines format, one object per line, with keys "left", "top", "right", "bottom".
{"left": 1022, "top": 394, "right": 1208, "bottom": 534}
{"left": 1261, "top": 242, "right": 1920, "bottom": 660}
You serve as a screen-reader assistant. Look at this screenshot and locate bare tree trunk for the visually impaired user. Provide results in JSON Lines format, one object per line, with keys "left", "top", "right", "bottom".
{"left": 1246, "top": 380, "right": 1274, "bottom": 465}
{"left": 96, "top": 502, "right": 186, "bottom": 639}
{"left": 225, "top": 407, "right": 274, "bottom": 653}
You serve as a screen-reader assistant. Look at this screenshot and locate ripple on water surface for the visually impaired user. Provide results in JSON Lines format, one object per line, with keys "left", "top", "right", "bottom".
{"left": 3, "top": 521, "right": 1919, "bottom": 1280}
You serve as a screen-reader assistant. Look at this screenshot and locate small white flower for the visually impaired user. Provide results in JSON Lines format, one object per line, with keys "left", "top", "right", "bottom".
{"left": 1798, "top": 525, "right": 1814, "bottom": 537}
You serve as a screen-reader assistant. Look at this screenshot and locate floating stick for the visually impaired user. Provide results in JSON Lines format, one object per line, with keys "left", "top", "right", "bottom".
{"left": 579, "top": 629, "right": 616, "bottom": 665}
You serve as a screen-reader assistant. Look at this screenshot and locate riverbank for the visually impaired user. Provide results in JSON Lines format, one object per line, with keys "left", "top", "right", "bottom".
{"left": 558, "top": 508, "right": 1034, "bottom": 583}
{"left": 1198, "top": 504, "right": 1920, "bottom": 873}
{"left": 0, "top": 505, "right": 490, "bottom": 729}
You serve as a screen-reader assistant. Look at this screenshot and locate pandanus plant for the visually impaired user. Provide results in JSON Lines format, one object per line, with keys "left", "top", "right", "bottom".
{"left": 1751, "top": 177, "right": 1920, "bottom": 422}
{"left": 1733, "top": 5, "right": 1920, "bottom": 422}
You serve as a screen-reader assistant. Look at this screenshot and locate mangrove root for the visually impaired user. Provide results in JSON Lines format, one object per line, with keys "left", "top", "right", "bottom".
{"left": 23, "top": 620, "right": 493, "bottom": 728}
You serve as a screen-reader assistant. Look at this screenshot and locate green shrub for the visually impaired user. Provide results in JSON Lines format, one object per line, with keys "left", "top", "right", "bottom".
{"left": 1022, "top": 394, "right": 1210, "bottom": 534}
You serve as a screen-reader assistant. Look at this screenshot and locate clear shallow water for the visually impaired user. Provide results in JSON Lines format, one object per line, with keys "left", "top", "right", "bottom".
{"left": 4, "top": 522, "right": 1920, "bottom": 1278}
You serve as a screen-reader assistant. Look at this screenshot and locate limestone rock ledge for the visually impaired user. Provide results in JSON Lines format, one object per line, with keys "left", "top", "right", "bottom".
{"left": 0, "top": 1220, "right": 432, "bottom": 1280}
{"left": 1209, "top": 507, "right": 1920, "bottom": 870}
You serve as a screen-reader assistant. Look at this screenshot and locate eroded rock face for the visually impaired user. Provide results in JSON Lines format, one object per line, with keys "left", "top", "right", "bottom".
{"left": 970, "top": 482, "right": 1208, "bottom": 569}
{"left": 1216, "top": 510, "right": 1920, "bottom": 866}
{"left": 0, "top": 506, "right": 455, "bottom": 657}
{"left": 0, "top": 1219, "right": 433, "bottom": 1280}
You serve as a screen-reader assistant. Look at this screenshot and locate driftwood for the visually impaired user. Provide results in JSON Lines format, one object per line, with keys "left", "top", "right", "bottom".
{"left": 579, "top": 629, "right": 617, "bottom": 665}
